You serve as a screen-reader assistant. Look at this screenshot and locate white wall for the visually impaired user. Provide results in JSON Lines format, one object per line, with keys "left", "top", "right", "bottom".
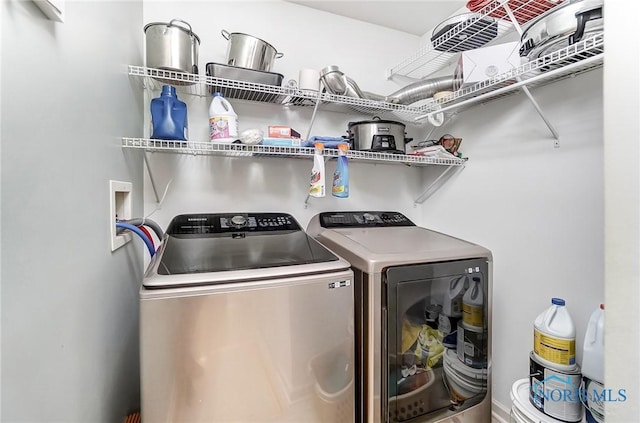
{"left": 1, "top": 1, "right": 144, "bottom": 421}
{"left": 141, "top": 0, "right": 430, "bottom": 230}
{"left": 603, "top": 1, "right": 640, "bottom": 420}
{"left": 420, "top": 70, "right": 604, "bottom": 408}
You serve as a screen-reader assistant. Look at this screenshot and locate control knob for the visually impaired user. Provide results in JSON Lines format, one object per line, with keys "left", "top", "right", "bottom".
{"left": 230, "top": 215, "right": 247, "bottom": 227}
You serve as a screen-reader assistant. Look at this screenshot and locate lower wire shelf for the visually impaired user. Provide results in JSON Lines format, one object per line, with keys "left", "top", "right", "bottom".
{"left": 121, "top": 138, "right": 467, "bottom": 167}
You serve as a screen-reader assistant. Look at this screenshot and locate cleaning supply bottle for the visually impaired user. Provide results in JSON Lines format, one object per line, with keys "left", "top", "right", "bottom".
{"left": 332, "top": 143, "right": 349, "bottom": 198}
{"left": 309, "top": 142, "right": 325, "bottom": 197}
{"left": 150, "top": 85, "right": 188, "bottom": 141}
{"left": 208, "top": 92, "right": 238, "bottom": 143}
{"left": 533, "top": 297, "right": 576, "bottom": 370}
{"left": 462, "top": 276, "right": 484, "bottom": 329}
{"left": 581, "top": 304, "right": 604, "bottom": 423}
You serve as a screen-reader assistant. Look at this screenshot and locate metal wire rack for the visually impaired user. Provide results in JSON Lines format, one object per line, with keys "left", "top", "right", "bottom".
{"left": 128, "top": 65, "right": 430, "bottom": 119}
{"left": 416, "top": 34, "right": 603, "bottom": 121}
{"left": 121, "top": 138, "right": 467, "bottom": 167}
{"left": 387, "top": 0, "right": 569, "bottom": 79}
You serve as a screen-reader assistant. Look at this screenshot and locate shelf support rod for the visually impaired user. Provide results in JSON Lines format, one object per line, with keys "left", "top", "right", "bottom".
{"left": 519, "top": 84, "right": 560, "bottom": 146}
{"left": 414, "top": 54, "right": 603, "bottom": 121}
{"left": 414, "top": 165, "right": 463, "bottom": 205}
{"left": 501, "top": 2, "right": 524, "bottom": 36}
{"left": 143, "top": 152, "right": 161, "bottom": 203}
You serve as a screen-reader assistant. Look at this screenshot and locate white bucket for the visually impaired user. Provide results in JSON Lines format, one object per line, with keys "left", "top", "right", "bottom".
{"left": 456, "top": 320, "right": 487, "bottom": 368}
{"left": 510, "top": 379, "right": 585, "bottom": 423}
{"left": 581, "top": 377, "right": 604, "bottom": 423}
{"left": 443, "top": 348, "right": 487, "bottom": 403}
{"left": 529, "top": 351, "right": 583, "bottom": 422}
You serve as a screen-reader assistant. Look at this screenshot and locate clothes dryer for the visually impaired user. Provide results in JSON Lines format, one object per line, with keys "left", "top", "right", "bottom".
{"left": 141, "top": 213, "right": 355, "bottom": 423}
{"left": 307, "top": 211, "right": 492, "bottom": 423}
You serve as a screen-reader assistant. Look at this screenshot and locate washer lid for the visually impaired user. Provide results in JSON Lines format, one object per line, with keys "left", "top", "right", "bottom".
{"left": 307, "top": 212, "right": 492, "bottom": 273}
{"left": 144, "top": 213, "right": 347, "bottom": 288}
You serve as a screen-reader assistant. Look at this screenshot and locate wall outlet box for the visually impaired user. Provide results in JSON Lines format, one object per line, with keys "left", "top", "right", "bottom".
{"left": 453, "top": 41, "right": 524, "bottom": 90}
{"left": 110, "top": 180, "right": 132, "bottom": 251}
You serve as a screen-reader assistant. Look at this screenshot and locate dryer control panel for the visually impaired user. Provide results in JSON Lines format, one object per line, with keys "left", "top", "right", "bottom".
{"left": 319, "top": 211, "right": 415, "bottom": 228}
{"left": 166, "top": 213, "right": 300, "bottom": 235}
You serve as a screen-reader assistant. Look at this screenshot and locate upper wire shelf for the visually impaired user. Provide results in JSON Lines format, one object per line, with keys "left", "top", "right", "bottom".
{"left": 416, "top": 34, "right": 603, "bottom": 121}
{"left": 121, "top": 138, "right": 467, "bottom": 167}
{"left": 388, "top": 0, "right": 566, "bottom": 79}
{"left": 128, "top": 65, "right": 429, "bottom": 122}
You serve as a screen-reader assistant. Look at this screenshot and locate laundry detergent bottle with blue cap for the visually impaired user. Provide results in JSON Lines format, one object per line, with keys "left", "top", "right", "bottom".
{"left": 150, "top": 85, "right": 188, "bottom": 141}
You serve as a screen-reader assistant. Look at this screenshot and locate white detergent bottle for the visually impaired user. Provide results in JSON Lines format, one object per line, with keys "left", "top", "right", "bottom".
{"left": 462, "top": 276, "right": 484, "bottom": 329}
{"left": 533, "top": 297, "right": 576, "bottom": 370}
{"left": 208, "top": 92, "right": 238, "bottom": 143}
{"left": 581, "top": 304, "right": 605, "bottom": 423}
{"left": 309, "top": 142, "right": 325, "bottom": 197}
{"left": 582, "top": 304, "right": 604, "bottom": 382}
{"left": 443, "top": 275, "right": 468, "bottom": 318}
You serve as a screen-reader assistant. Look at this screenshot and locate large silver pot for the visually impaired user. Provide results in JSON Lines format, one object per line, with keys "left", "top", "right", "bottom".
{"left": 221, "top": 30, "right": 283, "bottom": 72}
{"left": 347, "top": 117, "right": 412, "bottom": 153}
{"left": 519, "top": 0, "right": 603, "bottom": 60}
{"left": 144, "top": 19, "right": 200, "bottom": 75}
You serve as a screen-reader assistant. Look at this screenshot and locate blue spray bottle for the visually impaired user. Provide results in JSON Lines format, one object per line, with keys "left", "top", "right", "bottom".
{"left": 332, "top": 143, "right": 349, "bottom": 198}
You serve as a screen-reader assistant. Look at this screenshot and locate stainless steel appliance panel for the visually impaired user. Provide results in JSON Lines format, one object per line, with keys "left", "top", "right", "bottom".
{"left": 141, "top": 269, "right": 355, "bottom": 423}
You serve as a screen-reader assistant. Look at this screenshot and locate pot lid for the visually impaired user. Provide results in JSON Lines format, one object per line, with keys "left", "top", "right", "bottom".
{"left": 144, "top": 20, "right": 201, "bottom": 43}
{"left": 348, "top": 118, "right": 406, "bottom": 127}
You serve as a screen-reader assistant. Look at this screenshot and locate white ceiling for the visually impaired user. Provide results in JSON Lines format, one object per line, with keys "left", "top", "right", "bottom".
{"left": 285, "top": 0, "right": 467, "bottom": 36}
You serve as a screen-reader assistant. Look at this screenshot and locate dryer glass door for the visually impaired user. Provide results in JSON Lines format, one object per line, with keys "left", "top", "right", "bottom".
{"left": 384, "top": 259, "right": 489, "bottom": 423}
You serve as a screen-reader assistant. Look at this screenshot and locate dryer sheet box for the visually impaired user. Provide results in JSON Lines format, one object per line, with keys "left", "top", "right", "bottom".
{"left": 453, "top": 41, "right": 523, "bottom": 90}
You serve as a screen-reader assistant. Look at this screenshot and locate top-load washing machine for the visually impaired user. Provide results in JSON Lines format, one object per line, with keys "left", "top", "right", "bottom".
{"left": 140, "top": 212, "right": 355, "bottom": 423}
{"left": 307, "top": 211, "right": 493, "bottom": 423}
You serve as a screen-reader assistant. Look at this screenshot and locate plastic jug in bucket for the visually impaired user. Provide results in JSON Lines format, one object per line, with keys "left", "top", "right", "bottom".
{"left": 209, "top": 92, "right": 238, "bottom": 143}
{"left": 581, "top": 304, "right": 604, "bottom": 423}
{"left": 150, "top": 85, "right": 188, "bottom": 141}
{"left": 462, "top": 276, "right": 484, "bottom": 329}
{"left": 533, "top": 298, "right": 576, "bottom": 371}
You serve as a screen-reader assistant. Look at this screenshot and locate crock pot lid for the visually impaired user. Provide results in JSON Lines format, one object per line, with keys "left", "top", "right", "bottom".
{"left": 143, "top": 21, "right": 201, "bottom": 43}
{"left": 348, "top": 119, "right": 406, "bottom": 127}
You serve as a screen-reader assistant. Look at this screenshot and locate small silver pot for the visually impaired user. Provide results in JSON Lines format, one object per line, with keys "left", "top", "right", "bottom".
{"left": 144, "top": 19, "right": 200, "bottom": 75}
{"left": 221, "top": 30, "right": 283, "bottom": 72}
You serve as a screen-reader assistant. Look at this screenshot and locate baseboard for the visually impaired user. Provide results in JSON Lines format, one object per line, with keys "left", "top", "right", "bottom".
{"left": 492, "top": 399, "right": 510, "bottom": 423}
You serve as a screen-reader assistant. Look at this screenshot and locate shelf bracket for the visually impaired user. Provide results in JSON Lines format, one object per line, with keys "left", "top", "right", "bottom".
{"left": 519, "top": 84, "right": 560, "bottom": 147}
{"left": 414, "top": 165, "right": 464, "bottom": 206}
{"left": 143, "top": 151, "right": 161, "bottom": 203}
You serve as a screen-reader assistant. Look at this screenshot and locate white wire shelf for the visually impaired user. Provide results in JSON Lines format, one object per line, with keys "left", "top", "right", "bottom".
{"left": 121, "top": 138, "right": 467, "bottom": 167}
{"left": 388, "top": 0, "right": 568, "bottom": 79}
{"left": 128, "top": 65, "right": 430, "bottom": 122}
{"left": 416, "top": 33, "right": 603, "bottom": 121}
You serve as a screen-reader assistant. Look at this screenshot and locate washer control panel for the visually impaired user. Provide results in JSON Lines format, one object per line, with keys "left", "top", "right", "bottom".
{"left": 319, "top": 211, "right": 415, "bottom": 228}
{"left": 167, "top": 213, "right": 300, "bottom": 235}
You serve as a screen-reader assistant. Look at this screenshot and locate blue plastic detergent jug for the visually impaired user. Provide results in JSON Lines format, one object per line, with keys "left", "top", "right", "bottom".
{"left": 151, "top": 85, "right": 188, "bottom": 141}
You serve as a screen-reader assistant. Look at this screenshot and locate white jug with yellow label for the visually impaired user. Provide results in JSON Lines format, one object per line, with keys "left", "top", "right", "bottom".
{"left": 533, "top": 297, "right": 576, "bottom": 371}
{"left": 462, "top": 276, "right": 484, "bottom": 329}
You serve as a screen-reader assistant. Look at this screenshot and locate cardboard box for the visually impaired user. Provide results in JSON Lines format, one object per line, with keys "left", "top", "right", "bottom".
{"left": 260, "top": 137, "right": 302, "bottom": 147}
{"left": 453, "top": 42, "right": 524, "bottom": 90}
{"left": 268, "top": 126, "right": 301, "bottom": 139}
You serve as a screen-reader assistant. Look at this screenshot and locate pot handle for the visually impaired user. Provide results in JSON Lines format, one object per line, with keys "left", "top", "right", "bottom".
{"left": 372, "top": 116, "right": 382, "bottom": 121}
{"left": 168, "top": 19, "right": 193, "bottom": 34}
{"left": 568, "top": 7, "right": 602, "bottom": 45}
{"left": 221, "top": 29, "right": 231, "bottom": 40}
{"left": 275, "top": 52, "right": 284, "bottom": 59}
